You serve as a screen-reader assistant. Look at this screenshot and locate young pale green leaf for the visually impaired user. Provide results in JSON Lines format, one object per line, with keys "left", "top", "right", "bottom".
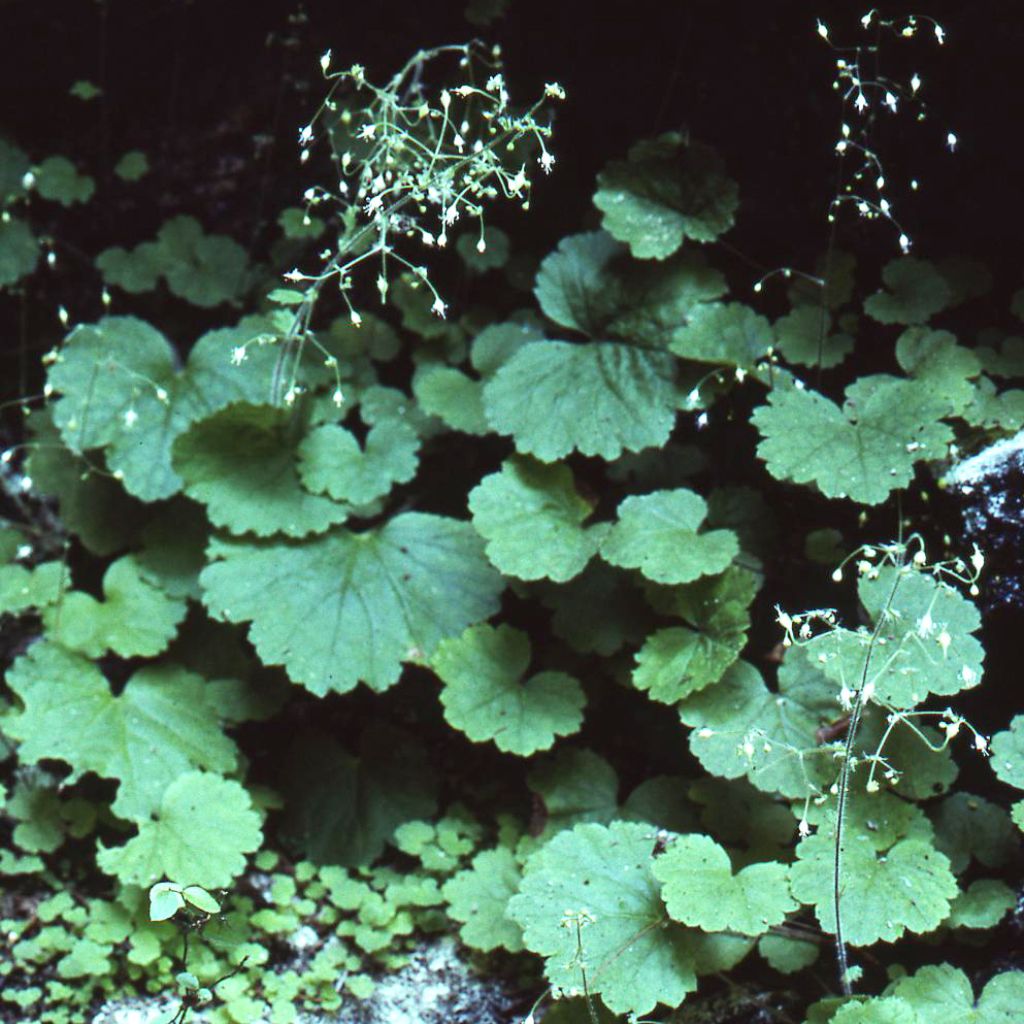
{"left": 790, "top": 830, "right": 957, "bottom": 945}
{"left": 806, "top": 566, "right": 984, "bottom": 709}
{"left": 484, "top": 340, "right": 679, "bottom": 462}
{"left": 678, "top": 652, "right": 836, "bottom": 799}
{"left": 431, "top": 624, "right": 585, "bottom": 756}
{"left": 508, "top": 821, "right": 700, "bottom": 1015}
{"left": 41, "top": 555, "right": 186, "bottom": 657}
{"left": 148, "top": 882, "right": 186, "bottom": 922}
{"left": 200, "top": 513, "right": 503, "bottom": 695}
{"left": 527, "top": 748, "right": 619, "bottom": 836}
{"left": 773, "top": 305, "right": 853, "bottom": 368}
{"left": 887, "top": 963, "right": 1024, "bottom": 1023}
{"left": 864, "top": 257, "right": 953, "bottom": 325}
{"left": 182, "top": 885, "right": 221, "bottom": 915}
{"left": 173, "top": 402, "right": 350, "bottom": 537}
{"left": 990, "top": 715, "right": 1024, "bottom": 790}
{"left": 752, "top": 375, "right": 953, "bottom": 504}
{"left": 442, "top": 847, "right": 524, "bottom": 952}
{"left": 47, "top": 316, "right": 283, "bottom": 501}
{"left": 0, "top": 218, "right": 39, "bottom": 287}
{"left": 633, "top": 567, "right": 756, "bottom": 703}
{"left": 298, "top": 418, "right": 420, "bottom": 506}
{"left": 97, "top": 772, "right": 261, "bottom": 888}
{"left": 281, "top": 727, "right": 436, "bottom": 866}
{"left": 34, "top": 155, "right": 95, "bottom": 205}
{"left": 593, "top": 135, "right": 739, "bottom": 259}
{"left": 932, "top": 793, "right": 1019, "bottom": 873}
{"left": 600, "top": 489, "right": 738, "bottom": 585}
{"left": 159, "top": 216, "right": 249, "bottom": 307}
{"left": 0, "top": 138, "right": 31, "bottom": 202}
{"left": 6, "top": 643, "right": 237, "bottom": 820}
{"left": 669, "top": 302, "right": 772, "bottom": 368}
{"left": 469, "top": 457, "right": 598, "bottom": 582}
{"left": 654, "top": 834, "right": 795, "bottom": 935}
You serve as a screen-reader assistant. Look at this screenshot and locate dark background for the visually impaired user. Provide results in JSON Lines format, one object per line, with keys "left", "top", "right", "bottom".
{"left": 1, "top": 0, "right": 1020, "bottom": 276}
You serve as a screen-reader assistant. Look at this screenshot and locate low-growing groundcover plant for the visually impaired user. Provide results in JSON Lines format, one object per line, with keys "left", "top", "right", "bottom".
{"left": 2, "top": 6, "right": 1024, "bottom": 1024}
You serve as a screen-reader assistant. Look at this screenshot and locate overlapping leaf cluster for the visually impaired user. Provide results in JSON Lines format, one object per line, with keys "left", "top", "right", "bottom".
{"left": 2, "top": 85, "right": 1022, "bottom": 1024}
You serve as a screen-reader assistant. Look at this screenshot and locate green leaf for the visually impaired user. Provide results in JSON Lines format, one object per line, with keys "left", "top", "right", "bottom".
{"left": 533, "top": 231, "right": 724, "bottom": 341}
{"left": 0, "top": 218, "right": 39, "bottom": 287}
{"left": 297, "top": 418, "right": 420, "bottom": 506}
{"left": 469, "top": 457, "right": 598, "bottom": 582}
{"left": 24, "top": 407, "right": 146, "bottom": 553}
{"left": 654, "top": 834, "right": 795, "bottom": 936}
{"left": 669, "top": 302, "right": 773, "bottom": 368}
{"left": 600, "top": 489, "right": 738, "bottom": 585}
{"left": 70, "top": 80, "right": 102, "bottom": 100}
{"left": 200, "top": 513, "right": 502, "bottom": 695}
{"left": 0, "top": 138, "right": 31, "bottom": 202}
{"left": 790, "top": 830, "right": 957, "bottom": 945}
{"left": 159, "top": 216, "right": 248, "bottom": 307}
{"left": 508, "top": 822, "right": 700, "bottom": 1014}
{"left": 594, "top": 135, "right": 739, "bottom": 259}
{"left": 887, "top": 963, "right": 1024, "bottom": 1023}
{"left": 864, "top": 258, "right": 953, "bottom": 325}
{"left": 97, "top": 772, "right": 261, "bottom": 888}
{"left": 173, "top": 402, "right": 349, "bottom": 537}
{"left": 278, "top": 207, "right": 325, "bottom": 239}
{"left": 931, "top": 793, "right": 1018, "bottom": 873}
{"left": 806, "top": 566, "right": 984, "bottom": 709}
{"left": 990, "top": 715, "right": 1024, "bottom": 790}
{"left": 412, "top": 365, "right": 488, "bottom": 435}
{"left": 281, "top": 727, "right": 436, "bottom": 866}
{"left": 149, "top": 883, "right": 185, "bottom": 922}
{"left": 431, "top": 624, "right": 585, "bottom": 756}
{"left": 947, "top": 879, "right": 1015, "bottom": 929}
{"left": 182, "top": 885, "right": 221, "bottom": 915}
{"left": 895, "top": 328, "right": 981, "bottom": 414}
{"left": 34, "top": 156, "right": 95, "bottom": 205}
{"left": 527, "top": 748, "right": 619, "bottom": 836}
{"left": 471, "top": 320, "right": 544, "bottom": 375}
{"left": 95, "top": 242, "right": 165, "bottom": 293}
{"left": 47, "top": 316, "right": 283, "bottom": 501}
{"left": 456, "top": 227, "right": 510, "bottom": 271}
{"left": 484, "top": 340, "right": 679, "bottom": 462}
{"left": 114, "top": 150, "right": 149, "bottom": 181}
{"left": 442, "top": 847, "right": 524, "bottom": 952}
{"left": 752, "top": 376, "right": 953, "bottom": 504}
{"left": 773, "top": 306, "right": 853, "bottom": 369}
{"left": 830, "top": 998, "right": 918, "bottom": 1024}
{"left": 6, "top": 642, "right": 237, "bottom": 820}
{"left": 41, "top": 555, "right": 186, "bottom": 657}
{"left": 633, "top": 567, "right": 756, "bottom": 703}
{"left": 539, "top": 563, "right": 649, "bottom": 656}
{"left": 678, "top": 652, "right": 836, "bottom": 799}
{"left": 0, "top": 561, "right": 67, "bottom": 616}
{"left": 757, "top": 933, "right": 818, "bottom": 974}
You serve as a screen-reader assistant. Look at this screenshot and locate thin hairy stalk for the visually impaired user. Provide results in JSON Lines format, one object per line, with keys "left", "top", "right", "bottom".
{"left": 832, "top": 558, "right": 905, "bottom": 994}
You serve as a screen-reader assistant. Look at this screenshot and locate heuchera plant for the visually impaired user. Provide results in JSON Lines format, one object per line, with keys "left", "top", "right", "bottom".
{"left": 1, "top": 11, "right": 1022, "bottom": 1024}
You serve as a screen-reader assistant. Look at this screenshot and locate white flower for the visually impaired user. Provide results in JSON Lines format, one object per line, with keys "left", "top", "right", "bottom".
{"left": 775, "top": 607, "right": 793, "bottom": 632}
{"left": 320, "top": 49, "right": 331, "bottom": 72}
{"left": 934, "top": 24, "right": 945, "bottom": 44}
{"left": 123, "top": 408, "right": 138, "bottom": 428}
{"left": 854, "top": 92, "right": 868, "bottom": 113}
{"left": 431, "top": 296, "right": 447, "bottom": 318}
{"left": 798, "top": 819, "right": 811, "bottom": 837}
{"left": 899, "top": 233, "right": 911, "bottom": 253}
{"left": 231, "top": 346, "right": 247, "bottom": 366}
{"left": 917, "top": 610, "right": 934, "bottom": 637}
{"left": 696, "top": 412, "right": 709, "bottom": 430}
{"left": 350, "top": 310, "right": 362, "bottom": 327}
{"left": 440, "top": 90, "right": 451, "bottom": 110}
{"left": 961, "top": 665, "right": 978, "bottom": 687}
{"left": 910, "top": 72, "right": 921, "bottom": 93}
{"left": 539, "top": 151, "right": 555, "bottom": 173}
{"left": 544, "top": 82, "right": 566, "bottom": 99}
{"left": 831, "top": 567, "right": 843, "bottom": 583}
{"left": 155, "top": 387, "right": 169, "bottom": 403}
{"left": 816, "top": 19, "right": 829, "bottom": 40}
{"left": 298, "top": 124, "right": 314, "bottom": 145}
{"left": 946, "top": 131, "right": 958, "bottom": 152}
{"left": 284, "top": 268, "right": 304, "bottom": 282}
{"left": 937, "top": 630, "right": 952, "bottom": 655}
{"left": 357, "top": 123, "right": 377, "bottom": 141}
{"left": 476, "top": 238, "right": 486, "bottom": 254}
{"left": 974, "top": 733, "right": 988, "bottom": 753}
{"left": 331, "top": 388, "right": 344, "bottom": 408}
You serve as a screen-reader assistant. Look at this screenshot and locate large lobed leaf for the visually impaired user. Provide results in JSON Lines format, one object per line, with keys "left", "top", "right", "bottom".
{"left": 200, "top": 512, "right": 504, "bottom": 695}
